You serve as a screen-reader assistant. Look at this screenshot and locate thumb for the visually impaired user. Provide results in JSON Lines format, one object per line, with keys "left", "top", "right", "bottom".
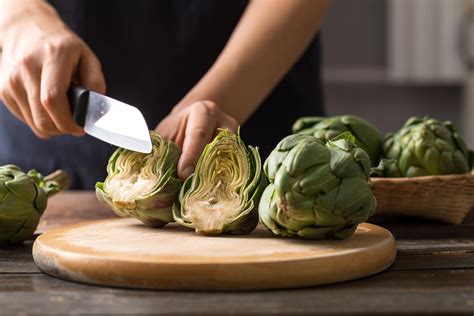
{"left": 78, "top": 46, "right": 106, "bottom": 94}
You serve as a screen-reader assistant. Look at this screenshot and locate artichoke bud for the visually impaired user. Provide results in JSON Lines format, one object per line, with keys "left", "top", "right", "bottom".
{"left": 259, "top": 134, "right": 376, "bottom": 240}
{"left": 96, "top": 131, "right": 181, "bottom": 228}
{"left": 383, "top": 116, "right": 470, "bottom": 177}
{"left": 292, "top": 115, "right": 383, "bottom": 166}
{"left": 173, "top": 129, "right": 266, "bottom": 236}
{"left": 0, "top": 165, "right": 69, "bottom": 246}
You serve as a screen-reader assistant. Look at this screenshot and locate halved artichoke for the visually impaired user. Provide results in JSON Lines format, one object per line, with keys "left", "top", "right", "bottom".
{"left": 292, "top": 115, "right": 383, "bottom": 166}
{"left": 0, "top": 165, "right": 69, "bottom": 245}
{"left": 96, "top": 131, "right": 181, "bottom": 228}
{"left": 173, "top": 129, "right": 266, "bottom": 236}
{"left": 259, "top": 133, "right": 376, "bottom": 240}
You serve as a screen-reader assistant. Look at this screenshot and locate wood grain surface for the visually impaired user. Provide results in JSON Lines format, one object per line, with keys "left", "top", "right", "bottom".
{"left": 2, "top": 191, "right": 474, "bottom": 315}
{"left": 32, "top": 218, "right": 396, "bottom": 290}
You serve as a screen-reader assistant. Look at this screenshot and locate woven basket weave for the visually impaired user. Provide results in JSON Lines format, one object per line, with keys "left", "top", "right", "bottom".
{"left": 371, "top": 171, "right": 474, "bottom": 224}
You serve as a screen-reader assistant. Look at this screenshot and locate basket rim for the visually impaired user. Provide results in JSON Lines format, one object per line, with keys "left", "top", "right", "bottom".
{"left": 370, "top": 170, "right": 474, "bottom": 184}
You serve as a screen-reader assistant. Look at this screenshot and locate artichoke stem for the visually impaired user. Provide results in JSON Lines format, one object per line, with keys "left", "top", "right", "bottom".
{"left": 196, "top": 216, "right": 224, "bottom": 236}
{"left": 45, "top": 169, "right": 71, "bottom": 193}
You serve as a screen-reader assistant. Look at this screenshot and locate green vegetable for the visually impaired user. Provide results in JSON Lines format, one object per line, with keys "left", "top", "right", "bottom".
{"left": 0, "top": 165, "right": 69, "bottom": 246}
{"left": 292, "top": 115, "right": 382, "bottom": 165}
{"left": 383, "top": 117, "right": 470, "bottom": 177}
{"left": 173, "top": 129, "right": 266, "bottom": 236}
{"left": 96, "top": 131, "right": 181, "bottom": 228}
{"left": 259, "top": 133, "right": 376, "bottom": 240}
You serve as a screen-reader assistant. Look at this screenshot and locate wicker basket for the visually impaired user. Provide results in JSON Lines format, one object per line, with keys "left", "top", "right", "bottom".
{"left": 370, "top": 171, "right": 474, "bottom": 224}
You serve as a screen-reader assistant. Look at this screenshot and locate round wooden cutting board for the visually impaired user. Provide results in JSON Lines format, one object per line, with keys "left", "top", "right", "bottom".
{"left": 33, "top": 218, "right": 396, "bottom": 290}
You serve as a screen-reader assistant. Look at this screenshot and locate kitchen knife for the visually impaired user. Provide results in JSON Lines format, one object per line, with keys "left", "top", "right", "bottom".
{"left": 68, "top": 86, "right": 152, "bottom": 153}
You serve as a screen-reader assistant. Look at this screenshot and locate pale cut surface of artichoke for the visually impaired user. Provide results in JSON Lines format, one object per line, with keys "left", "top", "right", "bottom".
{"left": 96, "top": 131, "right": 181, "bottom": 228}
{"left": 174, "top": 129, "right": 266, "bottom": 236}
{"left": 106, "top": 150, "right": 162, "bottom": 208}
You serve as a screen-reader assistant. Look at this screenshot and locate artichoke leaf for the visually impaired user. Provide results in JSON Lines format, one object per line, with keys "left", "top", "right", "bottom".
{"left": 0, "top": 165, "right": 69, "bottom": 246}
{"left": 383, "top": 117, "right": 470, "bottom": 177}
{"left": 292, "top": 115, "right": 383, "bottom": 166}
{"left": 259, "top": 133, "right": 376, "bottom": 240}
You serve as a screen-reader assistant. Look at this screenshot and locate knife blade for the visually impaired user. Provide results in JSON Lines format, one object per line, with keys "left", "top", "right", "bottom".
{"left": 68, "top": 86, "right": 152, "bottom": 153}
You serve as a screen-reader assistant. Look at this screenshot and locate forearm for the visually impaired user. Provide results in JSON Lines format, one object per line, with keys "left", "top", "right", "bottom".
{"left": 175, "top": 0, "right": 331, "bottom": 124}
{"left": 0, "top": 0, "right": 63, "bottom": 48}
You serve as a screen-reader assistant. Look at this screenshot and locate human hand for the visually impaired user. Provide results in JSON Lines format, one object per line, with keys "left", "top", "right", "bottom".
{"left": 0, "top": 0, "right": 105, "bottom": 139}
{"left": 156, "top": 101, "right": 238, "bottom": 181}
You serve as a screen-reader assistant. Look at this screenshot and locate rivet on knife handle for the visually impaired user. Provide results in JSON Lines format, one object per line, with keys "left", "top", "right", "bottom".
{"left": 67, "top": 85, "right": 90, "bottom": 127}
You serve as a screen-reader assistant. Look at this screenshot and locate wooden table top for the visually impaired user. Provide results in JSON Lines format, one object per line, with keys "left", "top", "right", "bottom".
{"left": 2, "top": 191, "right": 474, "bottom": 315}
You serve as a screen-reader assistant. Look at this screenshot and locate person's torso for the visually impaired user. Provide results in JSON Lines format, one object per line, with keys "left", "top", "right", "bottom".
{"left": 0, "top": 0, "right": 324, "bottom": 188}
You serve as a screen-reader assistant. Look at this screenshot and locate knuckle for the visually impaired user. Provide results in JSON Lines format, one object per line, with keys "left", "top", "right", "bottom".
{"left": 6, "top": 73, "right": 19, "bottom": 89}
{"left": 56, "top": 125, "right": 73, "bottom": 134}
{"left": 190, "top": 101, "right": 207, "bottom": 113}
{"left": 190, "top": 100, "right": 218, "bottom": 116}
{"left": 19, "top": 53, "right": 35, "bottom": 68}
{"left": 43, "top": 42, "right": 56, "bottom": 56}
{"left": 34, "top": 116, "right": 54, "bottom": 132}
{"left": 202, "top": 100, "right": 218, "bottom": 110}
{"left": 190, "top": 127, "right": 208, "bottom": 140}
{"left": 43, "top": 37, "right": 77, "bottom": 57}
{"left": 41, "top": 87, "right": 60, "bottom": 109}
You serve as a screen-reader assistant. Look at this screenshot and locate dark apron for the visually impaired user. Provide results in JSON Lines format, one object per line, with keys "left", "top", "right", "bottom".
{"left": 0, "top": 0, "right": 325, "bottom": 189}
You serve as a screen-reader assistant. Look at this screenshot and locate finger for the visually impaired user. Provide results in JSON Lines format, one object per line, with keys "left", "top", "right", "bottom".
{"left": 40, "top": 55, "right": 84, "bottom": 136}
{"left": 178, "top": 102, "right": 217, "bottom": 180}
{"left": 174, "top": 115, "right": 188, "bottom": 148}
{"left": 78, "top": 46, "right": 106, "bottom": 94}
{"left": 0, "top": 89, "right": 26, "bottom": 124}
{"left": 215, "top": 116, "right": 239, "bottom": 137}
{"left": 0, "top": 71, "right": 25, "bottom": 123}
{"left": 21, "top": 63, "right": 59, "bottom": 136}
{"left": 10, "top": 82, "right": 49, "bottom": 138}
{"left": 155, "top": 115, "right": 180, "bottom": 142}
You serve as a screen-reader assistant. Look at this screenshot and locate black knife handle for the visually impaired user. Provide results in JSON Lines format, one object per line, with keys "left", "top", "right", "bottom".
{"left": 67, "top": 85, "right": 89, "bottom": 127}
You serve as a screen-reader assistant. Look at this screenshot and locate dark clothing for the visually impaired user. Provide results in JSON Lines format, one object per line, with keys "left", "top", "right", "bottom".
{"left": 0, "top": 0, "right": 325, "bottom": 189}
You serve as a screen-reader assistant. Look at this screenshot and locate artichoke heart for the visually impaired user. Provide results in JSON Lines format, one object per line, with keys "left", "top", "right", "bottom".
{"left": 259, "top": 133, "right": 376, "bottom": 240}
{"left": 174, "top": 129, "right": 266, "bottom": 236}
{"left": 292, "top": 115, "right": 382, "bottom": 166}
{"left": 96, "top": 131, "right": 181, "bottom": 228}
{"left": 383, "top": 117, "right": 470, "bottom": 177}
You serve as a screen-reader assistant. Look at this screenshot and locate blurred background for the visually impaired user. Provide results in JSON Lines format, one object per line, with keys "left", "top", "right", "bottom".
{"left": 322, "top": 0, "right": 474, "bottom": 147}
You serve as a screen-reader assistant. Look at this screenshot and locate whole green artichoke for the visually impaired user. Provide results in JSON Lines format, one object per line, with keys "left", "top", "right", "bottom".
{"left": 383, "top": 117, "right": 470, "bottom": 177}
{"left": 173, "top": 129, "right": 266, "bottom": 236}
{"left": 292, "top": 115, "right": 382, "bottom": 166}
{"left": 0, "top": 165, "right": 68, "bottom": 246}
{"left": 259, "top": 133, "right": 376, "bottom": 239}
{"left": 96, "top": 131, "right": 181, "bottom": 228}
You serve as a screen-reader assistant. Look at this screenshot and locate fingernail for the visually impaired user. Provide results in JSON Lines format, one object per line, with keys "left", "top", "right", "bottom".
{"left": 182, "top": 166, "right": 194, "bottom": 179}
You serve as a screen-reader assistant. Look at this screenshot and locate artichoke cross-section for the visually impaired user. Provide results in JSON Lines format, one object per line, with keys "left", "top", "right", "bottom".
{"left": 96, "top": 131, "right": 181, "bottom": 228}
{"left": 173, "top": 129, "right": 266, "bottom": 236}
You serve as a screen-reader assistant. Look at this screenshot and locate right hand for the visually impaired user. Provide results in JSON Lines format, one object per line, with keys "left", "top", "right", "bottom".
{"left": 0, "top": 0, "right": 106, "bottom": 139}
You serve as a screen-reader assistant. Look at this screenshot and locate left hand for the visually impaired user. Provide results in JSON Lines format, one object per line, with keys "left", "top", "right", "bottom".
{"left": 156, "top": 100, "right": 238, "bottom": 181}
